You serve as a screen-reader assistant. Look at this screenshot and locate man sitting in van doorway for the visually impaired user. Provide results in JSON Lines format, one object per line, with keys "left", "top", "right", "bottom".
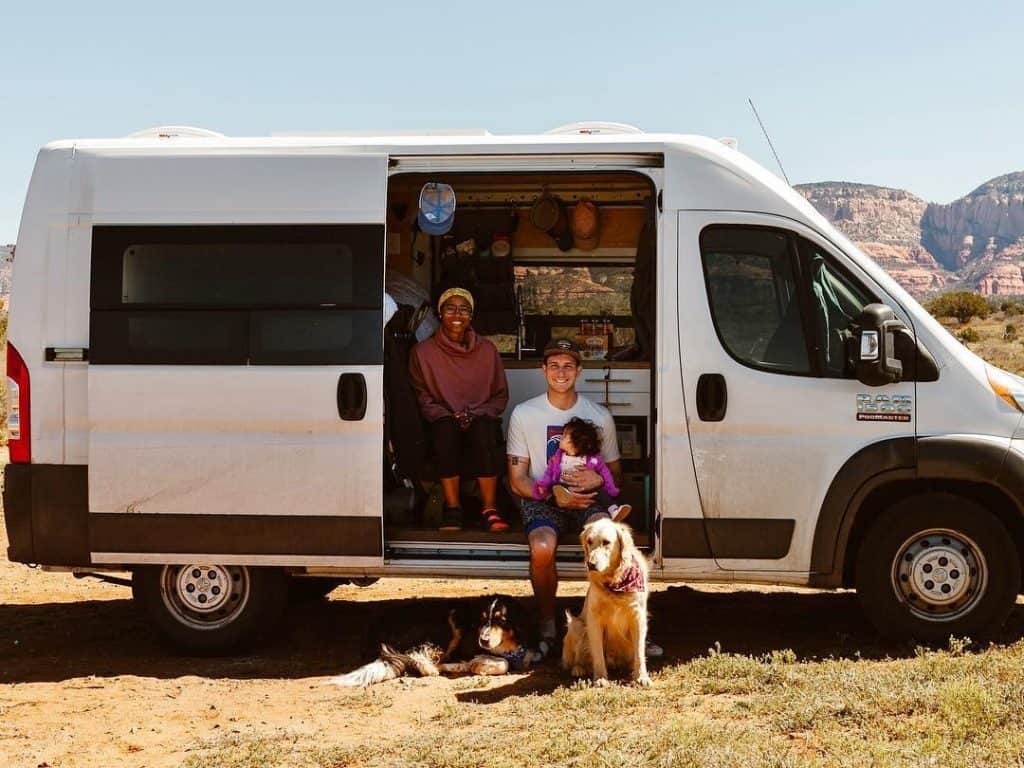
{"left": 506, "top": 339, "right": 661, "bottom": 658}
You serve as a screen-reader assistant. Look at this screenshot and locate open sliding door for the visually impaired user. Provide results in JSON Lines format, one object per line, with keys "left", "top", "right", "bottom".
{"left": 84, "top": 151, "right": 388, "bottom": 569}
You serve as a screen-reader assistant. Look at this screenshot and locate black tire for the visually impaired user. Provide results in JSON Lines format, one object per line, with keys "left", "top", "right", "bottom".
{"left": 288, "top": 577, "right": 349, "bottom": 601}
{"left": 133, "top": 564, "right": 288, "bottom": 653}
{"left": 855, "top": 492, "right": 1020, "bottom": 642}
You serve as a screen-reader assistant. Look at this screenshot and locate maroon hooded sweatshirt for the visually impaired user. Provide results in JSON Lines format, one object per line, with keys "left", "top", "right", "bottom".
{"left": 408, "top": 328, "right": 509, "bottom": 423}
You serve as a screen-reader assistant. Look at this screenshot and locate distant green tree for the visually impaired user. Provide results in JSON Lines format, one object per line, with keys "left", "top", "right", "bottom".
{"left": 1006, "top": 324, "right": 1019, "bottom": 341}
{"left": 927, "top": 292, "right": 991, "bottom": 324}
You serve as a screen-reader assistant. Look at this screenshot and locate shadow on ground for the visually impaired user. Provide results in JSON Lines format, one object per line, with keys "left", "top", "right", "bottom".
{"left": 2, "top": 585, "right": 1023, "bottom": 686}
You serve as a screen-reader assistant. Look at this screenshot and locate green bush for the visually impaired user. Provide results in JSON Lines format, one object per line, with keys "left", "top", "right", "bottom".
{"left": 1001, "top": 301, "right": 1024, "bottom": 315}
{"left": 928, "top": 292, "right": 992, "bottom": 323}
{"left": 957, "top": 327, "right": 981, "bottom": 344}
{"left": 1006, "top": 324, "right": 1019, "bottom": 341}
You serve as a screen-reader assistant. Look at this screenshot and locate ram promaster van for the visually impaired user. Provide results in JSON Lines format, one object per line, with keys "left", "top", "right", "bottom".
{"left": 6, "top": 123, "right": 1024, "bottom": 650}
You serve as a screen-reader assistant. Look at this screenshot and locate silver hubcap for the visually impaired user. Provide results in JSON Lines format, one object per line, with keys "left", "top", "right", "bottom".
{"left": 892, "top": 528, "right": 987, "bottom": 622}
{"left": 160, "top": 564, "right": 250, "bottom": 630}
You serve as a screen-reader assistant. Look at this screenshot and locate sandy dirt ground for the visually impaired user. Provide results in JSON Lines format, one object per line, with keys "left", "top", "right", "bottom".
{"left": 3, "top": 516, "right": 1024, "bottom": 768}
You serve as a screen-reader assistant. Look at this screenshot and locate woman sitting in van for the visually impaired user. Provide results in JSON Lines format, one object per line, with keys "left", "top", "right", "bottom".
{"left": 408, "top": 287, "right": 510, "bottom": 532}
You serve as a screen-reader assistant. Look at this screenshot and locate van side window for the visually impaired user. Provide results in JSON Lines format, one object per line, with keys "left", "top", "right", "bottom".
{"left": 700, "top": 226, "right": 811, "bottom": 375}
{"left": 90, "top": 225, "right": 384, "bottom": 365}
{"left": 798, "top": 238, "right": 873, "bottom": 378}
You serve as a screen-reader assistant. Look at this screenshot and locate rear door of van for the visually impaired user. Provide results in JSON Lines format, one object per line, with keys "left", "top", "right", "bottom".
{"left": 80, "top": 150, "right": 387, "bottom": 569}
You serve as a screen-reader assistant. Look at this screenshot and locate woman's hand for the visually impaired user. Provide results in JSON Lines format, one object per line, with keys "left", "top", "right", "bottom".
{"left": 454, "top": 410, "right": 474, "bottom": 430}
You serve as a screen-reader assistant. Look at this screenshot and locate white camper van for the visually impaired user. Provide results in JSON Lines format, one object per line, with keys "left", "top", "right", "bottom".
{"left": 6, "top": 124, "right": 1024, "bottom": 650}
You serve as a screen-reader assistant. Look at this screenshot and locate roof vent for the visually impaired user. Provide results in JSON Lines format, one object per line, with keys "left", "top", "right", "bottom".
{"left": 545, "top": 121, "right": 643, "bottom": 136}
{"left": 127, "top": 126, "right": 225, "bottom": 139}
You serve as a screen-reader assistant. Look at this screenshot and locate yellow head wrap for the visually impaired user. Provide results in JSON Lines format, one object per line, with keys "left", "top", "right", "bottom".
{"left": 437, "top": 287, "right": 475, "bottom": 314}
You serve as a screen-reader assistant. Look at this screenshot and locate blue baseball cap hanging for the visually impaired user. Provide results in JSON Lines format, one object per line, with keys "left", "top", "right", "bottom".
{"left": 418, "top": 182, "right": 456, "bottom": 235}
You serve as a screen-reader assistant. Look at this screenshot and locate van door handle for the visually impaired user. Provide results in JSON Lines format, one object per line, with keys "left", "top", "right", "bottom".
{"left": 337, "top": 373, "right": 367, "bottom": 421}
{"left": 696, "top": 373, "right": 727, "bottom": 422}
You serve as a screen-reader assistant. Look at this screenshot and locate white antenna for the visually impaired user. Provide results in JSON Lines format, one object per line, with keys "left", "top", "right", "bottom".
{"left": 748, "top": 99, "right": 790, "bottom": 186}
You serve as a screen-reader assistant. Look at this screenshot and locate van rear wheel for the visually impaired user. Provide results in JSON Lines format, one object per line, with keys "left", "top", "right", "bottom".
{"left": 133, "top": 564, "right": 288, "bottom": 652}
{"left": 854, "top": 493, "right": 1020, "bottom": 642}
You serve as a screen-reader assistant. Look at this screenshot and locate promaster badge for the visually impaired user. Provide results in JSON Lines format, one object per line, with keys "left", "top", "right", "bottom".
{"left": 857, "top": 393, "right": 912, "bottom": 422}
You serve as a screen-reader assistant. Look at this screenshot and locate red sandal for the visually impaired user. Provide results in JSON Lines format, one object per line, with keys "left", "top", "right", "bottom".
{"left": 481, "top": 507, "right": 510, "bottom": 533}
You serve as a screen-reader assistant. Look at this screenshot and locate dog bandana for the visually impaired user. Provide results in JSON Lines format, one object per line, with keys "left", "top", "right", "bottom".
{"left": 607, "top": 557, "right": 647, "bottom": 593}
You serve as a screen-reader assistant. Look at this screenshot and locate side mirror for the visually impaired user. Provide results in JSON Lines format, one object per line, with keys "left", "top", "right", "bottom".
{"left": 850, "top": 303, "right": 904, "bottom": 386}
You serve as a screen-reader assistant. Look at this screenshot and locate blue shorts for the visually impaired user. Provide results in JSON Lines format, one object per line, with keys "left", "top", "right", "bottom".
{"left": 521, "top": 496, "right": 611, "bottom": 536}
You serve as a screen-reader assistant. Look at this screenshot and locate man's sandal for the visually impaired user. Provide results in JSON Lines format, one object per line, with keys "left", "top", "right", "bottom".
{"left": 481, "top": 507, "right": 509, "bottom": 533}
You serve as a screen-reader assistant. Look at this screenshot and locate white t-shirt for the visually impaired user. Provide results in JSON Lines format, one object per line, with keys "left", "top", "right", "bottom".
{"left": 506, "top": 393, "right": 620, "bottom": 484}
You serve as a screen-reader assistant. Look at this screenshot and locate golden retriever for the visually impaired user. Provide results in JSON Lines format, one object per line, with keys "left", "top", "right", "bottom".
{"left": 562, "top": 517, "right": 651, "bottom": 686}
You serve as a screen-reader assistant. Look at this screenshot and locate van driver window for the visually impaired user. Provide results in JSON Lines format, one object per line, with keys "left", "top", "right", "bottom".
{"left": 701, "top": 226, "right": 811, "bottom": 375}
{"left": 797, "top": 238, "right": 873, "bottom": 378}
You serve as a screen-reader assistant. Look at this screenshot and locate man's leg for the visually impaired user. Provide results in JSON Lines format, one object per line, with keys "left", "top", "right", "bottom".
{"left": 528, "top": 526, "right": 559, "bottom": 629}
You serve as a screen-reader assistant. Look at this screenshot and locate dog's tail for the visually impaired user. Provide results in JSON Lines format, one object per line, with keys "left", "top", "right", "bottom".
{"left": 328, "top": 644, "right": 441, "bottom": 687}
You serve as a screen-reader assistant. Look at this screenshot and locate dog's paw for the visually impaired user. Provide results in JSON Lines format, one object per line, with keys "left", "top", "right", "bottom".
{"left": 592, "top": 677, "right": 611, "bottom": 688}
{"left": 635, "top": 674, "right": 653, "bottom": 687}
{"left": 570, "top": 665, "right": 586, "bottom": 677}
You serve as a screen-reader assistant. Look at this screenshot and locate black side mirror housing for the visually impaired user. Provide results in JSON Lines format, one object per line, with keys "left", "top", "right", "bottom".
{"left": 850, "top": 303, "right": 905, "bottom": 387}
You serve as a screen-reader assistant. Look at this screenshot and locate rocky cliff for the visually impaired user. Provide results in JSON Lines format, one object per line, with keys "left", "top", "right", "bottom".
{"left": 797, "top": 183, "right": 953, "bottom": 294}
{"left": 798, "top": 172, "right": 1024, "bottom": 297}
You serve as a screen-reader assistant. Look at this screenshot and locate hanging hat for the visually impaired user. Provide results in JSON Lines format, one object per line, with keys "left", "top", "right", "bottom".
{"left": 571, "top": 200, "right": 602, "bottom": 251}
{"left": 418, "top": 182, "right": 456, "bottom": 235}
{"left": 530, "top": 193, "right": 572, "bottom": 251}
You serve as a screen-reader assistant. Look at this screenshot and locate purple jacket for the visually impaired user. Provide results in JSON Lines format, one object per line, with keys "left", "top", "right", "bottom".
{"left": 533, "top": 450, "right": 619, "bottom": 500}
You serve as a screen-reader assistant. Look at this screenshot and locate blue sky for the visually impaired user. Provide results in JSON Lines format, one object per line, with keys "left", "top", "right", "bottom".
{"left": 3, "top": 1, "right": 1022, "bottom": 243}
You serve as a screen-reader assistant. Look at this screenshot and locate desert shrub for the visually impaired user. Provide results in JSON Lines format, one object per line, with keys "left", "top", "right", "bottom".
{"left": 1006, "top": 324, "right": 1019, "bottom": 341}
{"left": 1001, "top": 301, "right": 1024, "bottom": 315}
{"left": 957, "top": 327, "right": 981, "bottom": 344}
{"left": 928, "top": 292, "right": 991, "bottom": 323}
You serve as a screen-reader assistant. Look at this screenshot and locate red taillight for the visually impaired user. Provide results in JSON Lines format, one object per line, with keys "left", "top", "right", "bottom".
{"left": 7, "top": 341, "right": 30, "bottom": 464}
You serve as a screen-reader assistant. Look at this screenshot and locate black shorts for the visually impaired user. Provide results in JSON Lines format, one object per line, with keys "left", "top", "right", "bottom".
{"left": 429, "top": 416, "right": 503, "bottom": 478}
{"left": 520, "top": 496, "right": 611, "bottom": 536}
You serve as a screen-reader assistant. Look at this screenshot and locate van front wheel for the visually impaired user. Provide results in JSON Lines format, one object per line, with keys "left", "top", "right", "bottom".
{"left": 133, "top": 564, "right": 288, "bottom": 652}
{"left": 855, "top": 494, "right": 1020, "bottom": 642}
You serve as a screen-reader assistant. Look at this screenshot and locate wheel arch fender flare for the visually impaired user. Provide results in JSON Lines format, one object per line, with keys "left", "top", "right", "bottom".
{"left": 811, "top": 435, "right": 1021, "bottom": 586}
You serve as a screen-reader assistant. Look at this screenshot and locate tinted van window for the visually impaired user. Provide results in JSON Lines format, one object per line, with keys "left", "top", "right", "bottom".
{"left": 91, "top": 225, "right": 383, "bottom": 365}
{"left": 701, "top": 226, "right": 811, "bottom": 375}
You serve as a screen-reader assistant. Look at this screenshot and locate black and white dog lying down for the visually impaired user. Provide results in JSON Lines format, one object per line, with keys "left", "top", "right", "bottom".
{"left": 330, "top": 595, "right": 542, "bottom": 687}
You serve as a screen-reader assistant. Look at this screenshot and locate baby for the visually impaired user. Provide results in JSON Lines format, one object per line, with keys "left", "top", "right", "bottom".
{"left": 533, "top": 417, "right": 631, "bottom": 522}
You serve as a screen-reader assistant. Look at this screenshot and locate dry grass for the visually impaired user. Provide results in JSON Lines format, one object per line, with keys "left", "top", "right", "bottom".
{"left": 178, "top": 638, "right": 1024, "bottom": 768}
{"left": 940, "top": 308, "right": 1024, "bottom": 374}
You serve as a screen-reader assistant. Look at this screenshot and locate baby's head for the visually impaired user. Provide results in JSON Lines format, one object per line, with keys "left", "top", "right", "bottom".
{"left": 560, "top": 417, "right": 602, "bottom": 457}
